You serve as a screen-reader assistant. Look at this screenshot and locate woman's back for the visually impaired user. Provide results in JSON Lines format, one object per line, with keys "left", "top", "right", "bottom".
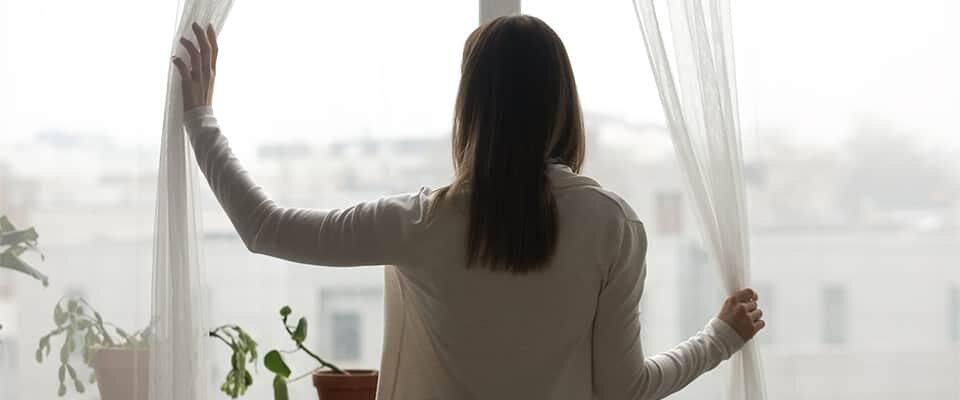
{"left": 184, "top": 109, "right": 745, "bottom": 400}
{"left": 385, "top": 163, "right": 635, "bottom": 399}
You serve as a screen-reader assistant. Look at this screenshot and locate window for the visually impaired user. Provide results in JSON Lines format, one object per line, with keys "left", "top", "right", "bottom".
{"left": 2, "top": 1, "right": 472, "bottom": 398}
{"left": 655, "top": 191, "right": 684, "bottom": 235}
{"left": 821, "top": 285, "right": 848, "bottom": 345}
{"left": 4, "top": 1, "right": 959, "bottom": 399}
{"left": 676, "top": 242, "right": 714, "bottom": 337}
{"left": 331, "top": 312, "right": 362, "bottom": 361}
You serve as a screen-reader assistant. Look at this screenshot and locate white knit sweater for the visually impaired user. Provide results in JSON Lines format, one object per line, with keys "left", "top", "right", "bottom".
{"left": 184, "top": 106, "right": 744, "bottom": 400}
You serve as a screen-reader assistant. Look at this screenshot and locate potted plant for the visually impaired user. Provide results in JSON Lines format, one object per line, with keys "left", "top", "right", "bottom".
{"left": 36, "top": 297, "right": 151, "bottom": 399}
{"left": 264, "top": 305, "right": 377, "bottom": 400}
{"left": 209, "top": 324, "right": 259, "bottom": 398}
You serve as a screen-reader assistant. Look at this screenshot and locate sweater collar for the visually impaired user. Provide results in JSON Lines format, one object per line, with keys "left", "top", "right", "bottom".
{"left": 547, "top": 161, "right": 600, "bottom": 190}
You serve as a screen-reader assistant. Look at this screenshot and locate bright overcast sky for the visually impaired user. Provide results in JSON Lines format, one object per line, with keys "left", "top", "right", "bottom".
{"left": 1, "top": 0, "right": 958, "bottom": 151}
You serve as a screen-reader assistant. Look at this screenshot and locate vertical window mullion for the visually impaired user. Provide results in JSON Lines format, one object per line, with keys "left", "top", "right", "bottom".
{"left": 479, "top": 0, "right": 521, "bottom": 24}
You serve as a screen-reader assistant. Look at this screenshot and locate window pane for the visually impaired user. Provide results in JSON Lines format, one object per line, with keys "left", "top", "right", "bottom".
{"left": 821, "top": 285, "right": 848, "bottom": 345}
{"left": 332, "top": 312, "right": 362, "bottom": 361}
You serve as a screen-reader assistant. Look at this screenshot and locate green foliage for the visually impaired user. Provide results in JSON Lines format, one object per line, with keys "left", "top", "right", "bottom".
{"left": 272, "top": 375, "right": 289, "bottom": 400}
{"left": 0, "top": 215, "right": 47, "bottom": 334}
{"left": 264, "top": 305, "right": 348, "bottom": 399}
{"left": 209, "top": 325, "right": 259, "bottom": 398}
{"left": 0, "top": 215, "right": 47, "bottom": 286}
{"left": 212, "top": 305, "right": 348, "bottom": 400}
{"left": 291, "top": 318, "right": 307, "bottom": 344}
{"left": 263, "top": 350, "right": 290, "bottom": 378}
{"left": 36, "top": 297, "right": 151, "bottom": 397}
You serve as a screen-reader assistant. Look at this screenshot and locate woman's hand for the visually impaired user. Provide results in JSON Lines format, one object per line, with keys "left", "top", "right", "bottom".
{"left": 717, "top": 288, "right": 765, "bottom": 341}
{"left": 172, "top": 22, "right": 219, "bottom": 112}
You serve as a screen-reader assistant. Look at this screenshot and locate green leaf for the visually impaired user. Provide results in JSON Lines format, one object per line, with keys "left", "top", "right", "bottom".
{"left": 279, "top": 306, "right": 292, "bottom": 317}
{"left": 292, "top": 318, "right": 307, "bottom": 343}
{"left": 67, "top": 299, "right": 78, "bottom": 312}
{"left": 59, "top": 345, "right": 69, "bottom": 363}
{"left": 66, "top": 332, "right": 75, "bottom": 352}
{"left": 57, "top": 383, "right": 66, "bottom": 397}
{"left": 0, "top": 216, "right": 14, "bottom": 232}
{"left": 232, "top": 351, "right": 244, "bottom": 369}
{"left": 0, "top": 227, "right": 38, "bottom": 246}
{"left": 244, "top": 370, "right": 253, "bottom": 386}
{"left": 66, "top": 364, "right": 78, "bottom": 380}
{"left": 115, "top": 328, "right": 130, "bottom": 340}
{"left": 272, "top": 375, "right": 289, "bottom": 400}
{"left": 74, "top": 380, "right": 85, "bottom": 393}
{"left": 37, "top": 336, "right": 50, "bottom": 359}
{"left": 238, "top": 330, "right": 258, "bottom": 361}
{"left": 58, "top": 365, "right": 66, "bottom": 382}
{"left": 53, "top": 305, "right": 67, "bottom": 326}
{"left": 263, "top": 350, "right": 290, "bottom": 378}
{"left": 88, "top": 371, "right": 96, "bottom": 384}
{"left": 0, "top": 249, "right": 48, "bottom": 286}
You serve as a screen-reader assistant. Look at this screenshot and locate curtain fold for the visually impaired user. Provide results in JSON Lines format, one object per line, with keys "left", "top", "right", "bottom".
{"left": 631, "top": 1, "right": 766, "bottom": 399}
{"left": 150, "top": 1, "right": 233, "bottom": 399}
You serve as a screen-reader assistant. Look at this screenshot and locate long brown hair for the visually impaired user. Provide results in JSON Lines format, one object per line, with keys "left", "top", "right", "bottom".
{"left": 435, "top": 15, "right": 585, "bottom": 273}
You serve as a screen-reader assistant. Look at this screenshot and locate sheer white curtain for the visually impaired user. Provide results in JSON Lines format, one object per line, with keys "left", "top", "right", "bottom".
{"left": 631, "top": 1, "right": 766, "bottom": 399}
{"left": 151, "top": 1, "right": 232, "bottom": 399}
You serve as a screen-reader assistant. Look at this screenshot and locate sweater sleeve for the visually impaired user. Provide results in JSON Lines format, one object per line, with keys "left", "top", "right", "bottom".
{"left": 592, "top": 220, "right": 745, "bottom": 400}
{"left": 182, "top": 106, "right": 426, "bottom": 267}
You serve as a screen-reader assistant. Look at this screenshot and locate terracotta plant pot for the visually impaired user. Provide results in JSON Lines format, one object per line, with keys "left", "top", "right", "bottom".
{"left": 91, "top": 347, "right": 150, "bottom": 400}
{"left": 312, "top": 369, "right": 378, "bottom": 400}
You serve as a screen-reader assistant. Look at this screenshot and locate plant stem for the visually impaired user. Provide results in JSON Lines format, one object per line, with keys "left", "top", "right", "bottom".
{"left": 282, "top": 320, "right": 349, "bottom": 375}
{"left": 78, "top": 298, "right": 116, "bottom": 347}
{"left": 209, "top": 331, "right": 233, "bottom": 348}
{"left": 288, "top": 367, "right": 321, "bottom": 383}
{"left": 297, "top": 343, "right": 349, "bottom": 375}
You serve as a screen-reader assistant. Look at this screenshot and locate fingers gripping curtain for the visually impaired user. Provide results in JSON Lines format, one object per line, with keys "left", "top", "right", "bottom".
{"left": 631, "top": 1, "right": 766, "bottom": 399}
{"left": 151, "top": 1, "right": 232, "bottom": 399}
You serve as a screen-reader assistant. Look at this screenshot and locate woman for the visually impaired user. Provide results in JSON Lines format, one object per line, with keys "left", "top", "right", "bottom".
{"left": 173, "top": 15, "right": 764, "bottom": 400}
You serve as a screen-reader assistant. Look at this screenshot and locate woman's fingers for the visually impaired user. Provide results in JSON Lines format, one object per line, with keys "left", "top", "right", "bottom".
{"left": 206, "top": 23, "right": 219, "bottom": 72}
{"left": 171, "top": 56, "right": 195, "bottom": 110}
{"left": 204, "top": 23, "right": 218, "bottom": 103}
{"left": 191, "top": 23, "right": 212, "bottom": 100}
{"left": 173, "top": 21, "right": 218, "bottom": 111}
{"left": 179, "top": 38, "right": 202, "bottom": 81}
{"left": 754, "top": 319, "right": 766, "bottom": 330}
{"left": 734, "top": 288, "right": 757, "bottom": 303}
{"left": 748, "top": 308, "right": 763, "bottom": 321}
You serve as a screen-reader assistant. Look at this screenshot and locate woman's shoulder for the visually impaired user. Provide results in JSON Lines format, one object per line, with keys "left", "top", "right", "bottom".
{"left": 555, "top": 177, "right": 643, "bottom": 225}
{"left": 569, "top": 187, "right": 643, "bottom": 226}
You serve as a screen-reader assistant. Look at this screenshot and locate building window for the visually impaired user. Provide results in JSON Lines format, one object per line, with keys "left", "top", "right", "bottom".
{"left": 655, "top": 191, "right": 684, "bottom": 235}
{"left": 677, "top": 242, "right": 713, "bottom": 337}
{"left": 821, "top": 285, "right": 848, "bottom": 345}
{"left": 331, "top": 312, "right": 362, "bottom": 361}
{"left": 948, "top": 286, "right": 960, "bottom": 343}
